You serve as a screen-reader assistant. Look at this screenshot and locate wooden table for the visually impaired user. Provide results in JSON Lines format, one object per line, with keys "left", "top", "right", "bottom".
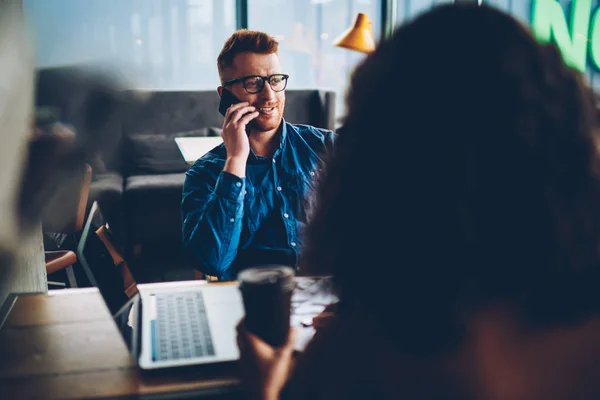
{"left": 0, "top": 288, "right": 242, "bottom": 399}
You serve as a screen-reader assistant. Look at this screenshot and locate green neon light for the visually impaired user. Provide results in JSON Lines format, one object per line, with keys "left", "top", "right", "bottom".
{"left": 589, "top": 6, "right": 600, "bottom": 69}
{"left": 531, "top": 0, "right": 592, "bottom": 72}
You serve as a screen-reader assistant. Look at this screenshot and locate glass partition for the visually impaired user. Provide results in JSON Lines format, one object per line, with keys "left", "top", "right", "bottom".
{"left": 23, "top": 0, "right": 236, "bottom": 89}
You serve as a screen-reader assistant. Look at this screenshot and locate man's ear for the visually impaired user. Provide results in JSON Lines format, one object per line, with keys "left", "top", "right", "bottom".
{"left": 217, "top": 86, "right": 223, "bottom": 97}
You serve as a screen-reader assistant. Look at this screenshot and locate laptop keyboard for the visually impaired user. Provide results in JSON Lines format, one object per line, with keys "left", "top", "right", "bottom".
{"left": 153, "top": 291, "right": 215, "bottom": 361}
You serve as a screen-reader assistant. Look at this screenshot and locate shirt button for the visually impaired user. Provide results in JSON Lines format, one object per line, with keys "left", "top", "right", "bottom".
{"left": 277, "top": 186, "right": 282, "bottom": 191}
{"left": 235, "top": 182, "right": 242, "bottom": 187}
{"left": 230, "top": 218, "right": 235, "bottom": 223}
{"left": 272, "top": 159, "right": 276, "bottom": 163}
{"left": 283, "top": 213, "right": 289, "bottom": 218}
{"left": 290, "top": 242, "right": 296, "bottom": 247}
{"left": 310, "top": 171, "right": 315, "bottom": 177}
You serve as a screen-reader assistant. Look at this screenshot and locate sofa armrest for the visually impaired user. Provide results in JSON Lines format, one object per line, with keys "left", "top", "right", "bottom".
{"left": 319, "top": 90, "right": 337, "bottom": 131}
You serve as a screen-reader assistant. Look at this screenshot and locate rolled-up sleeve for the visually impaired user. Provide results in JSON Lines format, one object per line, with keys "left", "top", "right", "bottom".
{"left": 182, "top": 165, "right": 245, "bottom": 278}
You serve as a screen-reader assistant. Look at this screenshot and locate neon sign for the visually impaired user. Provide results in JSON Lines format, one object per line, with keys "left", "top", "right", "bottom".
{"left": 531, "top": 0, "right": 600, "bottom": 71}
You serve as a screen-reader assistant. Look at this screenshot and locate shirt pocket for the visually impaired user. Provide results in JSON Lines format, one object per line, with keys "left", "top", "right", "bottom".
{"left": 298, "top": 167, "right": 320, "bottom": 193}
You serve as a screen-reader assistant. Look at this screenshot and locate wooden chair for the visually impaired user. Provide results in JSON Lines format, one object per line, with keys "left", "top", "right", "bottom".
{"left": 43, "top": 163, "right": 92, "bottom": 288}
{"left": 76, "top": 200, "right": 137, "bottom": 313}
{"left": 96, "top": 221, "right": 138, "bottom": 298}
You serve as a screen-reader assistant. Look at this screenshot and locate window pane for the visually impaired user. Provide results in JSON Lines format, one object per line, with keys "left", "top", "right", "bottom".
{"left": 248, "top": 0, "right": 382, "bottom": 126}
{"left": 23, "top": 0, "right": 236, "bottom": 89}
{"left": 480, "top": 0, "right": 529, "bottom": 23}
{"left": 394, "top": 0, "right": 454, "bottom": 26}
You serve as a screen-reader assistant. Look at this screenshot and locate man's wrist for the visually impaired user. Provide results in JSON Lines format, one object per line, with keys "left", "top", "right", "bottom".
{"left": 224, "top": 157, "right": 247, "bottom": 178}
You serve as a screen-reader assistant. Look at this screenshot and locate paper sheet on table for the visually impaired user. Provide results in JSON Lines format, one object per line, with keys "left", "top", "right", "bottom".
{"left": 291, "top": 277, "right": 338, "bottom": 351}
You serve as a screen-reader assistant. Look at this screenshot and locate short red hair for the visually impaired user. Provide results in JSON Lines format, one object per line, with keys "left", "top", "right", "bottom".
{"left": 217, "top": 30, "right": 279, "bottom": 83}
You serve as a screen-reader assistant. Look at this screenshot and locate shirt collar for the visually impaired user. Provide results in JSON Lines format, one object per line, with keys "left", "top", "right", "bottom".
{"left": 248, "top": 119, "right": 287, "bottom": 160}
{"left": 277, "top": 118, "right": 288, "bottom": 152}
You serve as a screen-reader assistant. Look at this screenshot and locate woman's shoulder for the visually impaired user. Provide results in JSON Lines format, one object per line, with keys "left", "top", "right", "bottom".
{"left": 284, "top": 313, "right": 466, "bottom": 400}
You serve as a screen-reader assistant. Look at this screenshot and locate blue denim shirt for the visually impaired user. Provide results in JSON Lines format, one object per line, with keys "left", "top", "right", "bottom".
{"left": 182, "top": 120, "right": 335, "bottom": 280}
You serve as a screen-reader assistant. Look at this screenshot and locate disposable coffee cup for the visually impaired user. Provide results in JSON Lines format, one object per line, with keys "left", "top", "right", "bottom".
{"left": 238, "top": 265, "right": 295, "bottom": 347}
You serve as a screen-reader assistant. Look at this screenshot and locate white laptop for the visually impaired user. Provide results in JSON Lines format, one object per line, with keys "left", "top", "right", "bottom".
{"left": 137, "top": 282, "right": 244, "bottom": 369}
{"left": 132, "top": 276, "right": 336, "bottom": 369}
{"left": 175, "top": 136, "right": 223, "bottom": 165}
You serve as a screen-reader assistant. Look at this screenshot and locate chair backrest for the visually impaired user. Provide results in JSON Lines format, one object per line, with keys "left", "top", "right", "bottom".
{"left": 76, "top": 200, "right": 129, "bottom": 314}
{"left": 42, "top": 162, "right": 92, "bottom": 233}
{"left": 95, "top": 224, "right": 138, "bottom": 298}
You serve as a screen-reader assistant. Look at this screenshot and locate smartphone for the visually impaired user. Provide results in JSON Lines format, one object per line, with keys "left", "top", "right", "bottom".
{"left": 218, "top": 89, "right": 256, "bottom": 131}
{"left": 218, "top": 89, "right": 240, "bottom": 116}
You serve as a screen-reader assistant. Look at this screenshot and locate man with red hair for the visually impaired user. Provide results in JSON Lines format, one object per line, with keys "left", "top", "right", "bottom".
{"left": 182, "top": 30, "right": 335, "bottom": 281}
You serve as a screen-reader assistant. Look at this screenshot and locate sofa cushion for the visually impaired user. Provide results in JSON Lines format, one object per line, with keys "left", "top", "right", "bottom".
{"left": 89, "top": 172, "right": 124, "bottom": 204}
{"left": 124, "top": 127, "right": 222, "bottom": 176}
{"left": 123, "top": 173, "right": 186, "bottom": 244}
{"left": 123, "top": 91, "right": 225, "bottom": 135}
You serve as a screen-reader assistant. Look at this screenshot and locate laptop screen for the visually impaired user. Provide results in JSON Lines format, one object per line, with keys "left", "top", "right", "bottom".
{"left": 113, "top": 293, "right": 141, "bottom": 357}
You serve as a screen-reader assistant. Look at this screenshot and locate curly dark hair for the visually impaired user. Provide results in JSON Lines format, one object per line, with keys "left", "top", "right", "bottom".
{"left": 299, "top": 4, "right": 600, "bottom": 355}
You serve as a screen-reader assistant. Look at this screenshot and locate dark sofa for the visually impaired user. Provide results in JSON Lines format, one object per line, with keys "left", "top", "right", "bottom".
{"left": 34, "top": 66, "right": 337, "bottom": 281}
{"left": 88, "top": 89, "right": 337, "bottom": 282}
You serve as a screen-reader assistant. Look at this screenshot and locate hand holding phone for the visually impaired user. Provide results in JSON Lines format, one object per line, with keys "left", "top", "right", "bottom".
{"left": 218, "top": 90, "right": 259, "bottom": 171}
{"left": 219, "top": 89, "right": 257, "bottom": 132}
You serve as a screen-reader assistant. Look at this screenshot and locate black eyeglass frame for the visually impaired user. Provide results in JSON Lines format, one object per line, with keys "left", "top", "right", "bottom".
{"left": 222, "top": 74, "right": 290, "bottom": 94}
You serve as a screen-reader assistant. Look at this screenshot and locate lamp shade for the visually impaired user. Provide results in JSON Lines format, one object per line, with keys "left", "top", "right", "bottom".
{"left": 332, "top": 13, "right": 375, "bottom": 53}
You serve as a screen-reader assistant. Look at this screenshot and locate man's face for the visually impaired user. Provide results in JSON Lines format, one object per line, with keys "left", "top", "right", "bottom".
{"left": 221, "top": 52, "right": 285, "bottom": 132}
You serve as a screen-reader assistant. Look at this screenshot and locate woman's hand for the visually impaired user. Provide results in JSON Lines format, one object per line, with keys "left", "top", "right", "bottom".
{"left": 311, "top": 301, "right": 339, "bottom": 331}
{"left": 236, "top": 321, "right": 298, "bottom": 400}
{"left": 312, "top": 311, "right": 335, "bottom": 330}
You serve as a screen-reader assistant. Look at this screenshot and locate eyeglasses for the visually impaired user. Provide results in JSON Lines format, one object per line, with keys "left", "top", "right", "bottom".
{"left": 222, "top": 74, "right": 289, "bottom": 94}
